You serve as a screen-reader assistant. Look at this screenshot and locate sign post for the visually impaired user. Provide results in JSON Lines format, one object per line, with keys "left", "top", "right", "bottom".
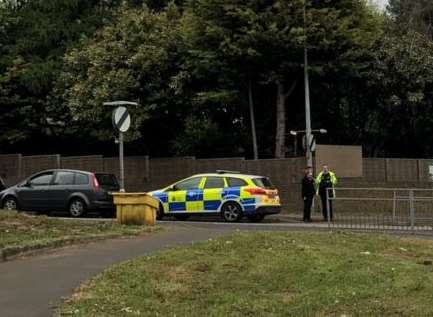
{"left": 112, "top": 106, "right": 131, "bottom": 192}
{"left": 104, "top": 101, "right": 137, "bottom": 192}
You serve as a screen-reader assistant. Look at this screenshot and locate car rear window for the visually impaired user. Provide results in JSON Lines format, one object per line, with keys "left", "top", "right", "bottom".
{"left": 54, "top": 171, "right": 75, "bottom": 185}
{"left": 75, "top": 173, "right": 89, "bottom": 185}
{"left": 226, "top": 177, "right": 248, "bottom": 187}
{"left": 204, "top": 177, "right": 225, "bottom": 189}
{"left": 252, "top": 177, "right": 275, "bottom": 189}
{"left": 95, "top": 174, "right": 119, "bottom": 189}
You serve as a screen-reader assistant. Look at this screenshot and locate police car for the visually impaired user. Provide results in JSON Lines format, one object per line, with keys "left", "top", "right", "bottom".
{"left": 149, "top": 171, "right": 281, "bottom": 222}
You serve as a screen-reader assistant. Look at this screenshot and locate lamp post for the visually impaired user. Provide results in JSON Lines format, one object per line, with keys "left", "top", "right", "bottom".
{"left": 303, "top": 1, "right": 313, "bottom": 168}
{"left": 103, "top": 101, "right": 139, "bottom": 192}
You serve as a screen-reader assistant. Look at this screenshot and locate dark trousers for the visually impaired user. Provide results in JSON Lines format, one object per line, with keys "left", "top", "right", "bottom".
{"left": 303, "top": 196, "right": 313, "bottom": 221}
{"left": 320, "top": 193, "right": 333, "bottom": 221}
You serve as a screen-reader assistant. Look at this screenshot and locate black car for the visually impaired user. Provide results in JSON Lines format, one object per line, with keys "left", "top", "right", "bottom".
{"left": 0, "top": 169, "right": 119, "bottom": 217}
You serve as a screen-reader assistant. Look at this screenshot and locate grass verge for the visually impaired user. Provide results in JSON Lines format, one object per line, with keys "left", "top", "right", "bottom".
{"left": 58, "top": 231, "right": 433, "bottom": 317}
{"left": 0, "top": 211, "right": 158, "bottom": 260}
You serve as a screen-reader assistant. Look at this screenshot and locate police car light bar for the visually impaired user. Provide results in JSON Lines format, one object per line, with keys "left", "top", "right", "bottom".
{"left": 216, "top": 170, "right": 240, "bottom": 174}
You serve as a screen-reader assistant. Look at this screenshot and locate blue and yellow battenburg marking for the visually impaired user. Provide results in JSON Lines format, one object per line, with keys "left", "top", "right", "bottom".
{"left": 150, "top": 173, "right": 281, "bottom": 215}
{"left": 151, "top": 186, "right": 261, "bottom": 214}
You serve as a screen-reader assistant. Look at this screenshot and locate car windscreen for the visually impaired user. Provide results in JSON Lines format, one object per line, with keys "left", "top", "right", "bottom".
{"left": 252, "top": 177, "right": 275, "bottom": 189}
{"left": 95, "top": 174, "right": 119, "bottom": 190}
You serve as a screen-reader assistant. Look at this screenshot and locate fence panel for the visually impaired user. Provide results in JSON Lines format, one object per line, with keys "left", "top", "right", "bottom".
{"left": 149, "top": 157, "right": 196, "bottom": 190}
{"left": 21, "top": 155, "right": 60, "bottom": 178}
{"left": 102, "top": 156, "right": 148, "bottom": 191}
{"left": 195, "top": 157, "right": 245, "bottom": 174}
{"left": 386, "top": 159, "right": 419, "bottom": 182}
{"left": 417, "top": 159, "right": 433, "bottom": 182}
{"left": 363, "top": 158, "right": 386, "bottom": 182}
{"left": 123, "top": 156, "right": 149, "bottom": 191}
{"left": 0, "top": 154, "right": 22, "bottom": 186}
{"left": 61, "top": 155, "right": 104, "bottom": 172}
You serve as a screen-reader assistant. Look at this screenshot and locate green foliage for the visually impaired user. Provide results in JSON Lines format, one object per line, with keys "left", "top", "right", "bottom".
{"left": 172, "top": 114, "right": 245, "bottom": 157}
{"left": 0, "top": 0, "right": 120, "bottom": 150}
{"left": 61, "top": 3, "right": 186, "bottom": 141}
{"left": 1, "top": 0, "right": 433, "bottom": 158}
{"left": 388, "top": 0, "right": 433, "bottom": 39}
{"left": 363, "top": 31, "right": 433, "bottom": 156}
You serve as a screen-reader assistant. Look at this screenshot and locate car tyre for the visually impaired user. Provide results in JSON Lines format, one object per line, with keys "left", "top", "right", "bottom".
{"left": 156, "top": 203, "right": 164, "bottom": 220}
{"left": 3, "top": 196, "right": 18, "bottom": 211}
{"left": 247, "top": 214, "right": 265, "bottom": 222}
{"left": 221, "top": 202, "right": 243, "bottom": 222}
{"left": 69, "top": 198, "right": 87, "bottom": 218}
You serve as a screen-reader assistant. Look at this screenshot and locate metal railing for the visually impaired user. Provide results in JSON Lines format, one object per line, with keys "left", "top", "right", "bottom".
{"left": 325, "top": 188, "right": 433, "bottom": 233}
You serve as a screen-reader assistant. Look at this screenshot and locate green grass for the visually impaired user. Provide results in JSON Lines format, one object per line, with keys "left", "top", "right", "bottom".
{"left": 58, "top": 231, "right": 433, "bottom": 317}
{"left": 0, "top": 211, "right": 158, "bottom": 252}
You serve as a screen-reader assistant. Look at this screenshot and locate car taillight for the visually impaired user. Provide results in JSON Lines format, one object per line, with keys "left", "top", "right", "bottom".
{"left": 245, "top": 188, "right": 267, "bottom": 195}
{"left": 91, "top": 173, "right": 101, "bottom": 191}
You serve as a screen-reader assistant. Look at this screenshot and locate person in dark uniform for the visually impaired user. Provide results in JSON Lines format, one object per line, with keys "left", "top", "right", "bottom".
{"left": 301, "top": 167, "right": 315, "bottom": 222}
{"left": 315, "top": 164, "right": 337, "bottom": 221}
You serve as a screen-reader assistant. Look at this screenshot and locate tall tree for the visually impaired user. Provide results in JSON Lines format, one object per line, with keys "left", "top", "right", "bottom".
{"left": 0, "top": 0, "right": 121, "bottom": 153}
{"left": 61, "top": 3, "right": 188, "bottom": 150}
{"left": 182, "top": 0, "right": 382, "bottom": 158}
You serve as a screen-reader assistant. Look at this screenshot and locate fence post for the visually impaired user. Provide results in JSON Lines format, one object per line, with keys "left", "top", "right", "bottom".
{"left": 392, "top": 190, "right": 396, "bottom": 224}
{"left": 409, "top": 189, "right": 415, "bottom": 231}
{"left": 326, "top": 188, "right": 331, "bottom": 228}
{"left": 17, "top": 154, "right": 22, "bottom": 180}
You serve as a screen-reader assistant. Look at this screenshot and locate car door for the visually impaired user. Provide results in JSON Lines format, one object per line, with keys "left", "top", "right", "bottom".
{"left": 46, "top": 171, "right": 75, "bottom": 210}
{"left": 202, "top": 176, "right": 226, "bottom": 212}
{"left": 17, "top": 172, "right": 54, "bottom": 210}
{"left": 168, "top": 177, "right": 203, "bottom": 213}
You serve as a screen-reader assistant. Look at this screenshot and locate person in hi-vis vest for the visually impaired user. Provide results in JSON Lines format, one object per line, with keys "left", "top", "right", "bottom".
{"left": 315, "top": 164, "right": 337, "bottom": 221}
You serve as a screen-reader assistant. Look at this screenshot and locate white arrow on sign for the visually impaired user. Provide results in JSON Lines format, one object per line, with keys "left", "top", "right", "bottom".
{"left": 112, "top": 106, "right": 131, "bottom": 133}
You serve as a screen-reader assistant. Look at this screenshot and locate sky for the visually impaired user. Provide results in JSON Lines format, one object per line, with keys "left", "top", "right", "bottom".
{"left": 370, "top": 0, "right": 389, "bottom": 11}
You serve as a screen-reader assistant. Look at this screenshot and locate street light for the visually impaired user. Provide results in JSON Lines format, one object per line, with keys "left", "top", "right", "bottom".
{"left": 287, "top": 129, "right": 327, "bottom": 158}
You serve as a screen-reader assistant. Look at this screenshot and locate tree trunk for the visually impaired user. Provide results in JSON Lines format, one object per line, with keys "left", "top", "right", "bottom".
{"left": 248, "top": 79, "right": 259, "bottom": 160}
{"left": 274, "top": 82, "right": 286, "bottom": 158}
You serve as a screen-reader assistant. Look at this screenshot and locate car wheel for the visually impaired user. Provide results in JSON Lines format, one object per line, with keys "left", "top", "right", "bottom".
{"left": 3, "top": 196, "right": 18, "bottom": 211}
{"left": 247, "top": 214, "right": 265, "bottom": 222}
{"left": 156, "top": 203, "right": 164, "bottom": 220}
{"left": 69, "top": 198, "right": 86, "bottom": 217}
{"left": 221, "top": 202, "right": 243, "bottom": 222}
{"left": 174, "top": 214, "right": 189, "bottom": 221}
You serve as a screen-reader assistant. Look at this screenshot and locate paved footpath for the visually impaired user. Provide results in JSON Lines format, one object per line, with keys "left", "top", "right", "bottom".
{"left": 0, "top": 224, "right": 233, "bottom": 317}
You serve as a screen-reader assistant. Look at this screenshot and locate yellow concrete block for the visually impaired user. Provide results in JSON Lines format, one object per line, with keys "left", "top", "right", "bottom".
{"left": 112, "top": 192, "right": 158, "bottom": 226}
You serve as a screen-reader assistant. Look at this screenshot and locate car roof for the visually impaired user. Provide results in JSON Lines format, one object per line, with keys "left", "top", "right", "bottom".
{"left": 31, "top": 169, "right": 96, "bottom": 175}
{"left": 190, "top": 173, "right": 266, "bottom": 179}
